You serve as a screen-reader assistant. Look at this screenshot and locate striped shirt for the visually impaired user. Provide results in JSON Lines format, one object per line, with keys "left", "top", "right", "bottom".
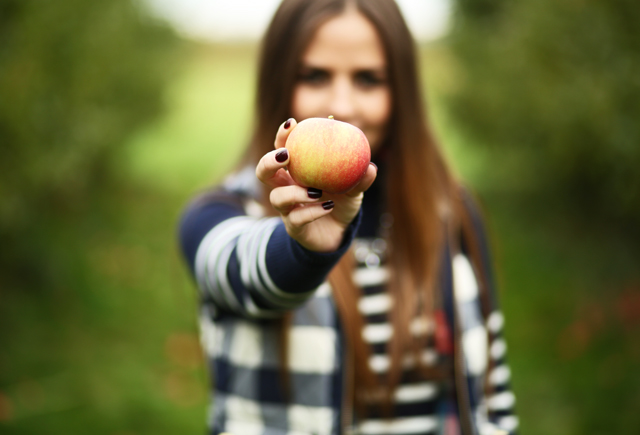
{"left": 353, "top": 247, "right": 442, "bottom": 435}
{"left": 351, "top": 235, "right": 518, "bottom": 435}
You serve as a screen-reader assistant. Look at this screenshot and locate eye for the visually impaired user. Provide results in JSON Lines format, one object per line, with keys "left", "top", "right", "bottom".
{"left": 354, "top": 70, "right": 386, "bottom": 89}
{"left": 297, "top": 68, "right": 330, "bottom": 86}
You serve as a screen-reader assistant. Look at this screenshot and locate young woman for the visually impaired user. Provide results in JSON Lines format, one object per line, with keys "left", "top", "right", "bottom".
{"left": 179, "top": 1, "right": 518, "bottom": 434}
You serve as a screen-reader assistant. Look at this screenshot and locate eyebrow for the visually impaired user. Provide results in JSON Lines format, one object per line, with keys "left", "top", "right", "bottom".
{"left": 299, "top": 63, "right": 387, "bottom": 74}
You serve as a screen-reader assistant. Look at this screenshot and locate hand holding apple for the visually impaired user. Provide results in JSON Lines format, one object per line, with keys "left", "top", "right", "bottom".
{"left": 255, "top": 118, "right": 376, "bottom": 252}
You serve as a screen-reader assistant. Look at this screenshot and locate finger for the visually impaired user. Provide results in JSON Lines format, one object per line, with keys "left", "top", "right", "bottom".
{"left": 274, "top": 118, "right": 297, "bottom": 149}
{"left": 345, "top": 162, "right": 378, "bottom": 198}
{"left": 256, "top": 148, "right": 294, "bottom": 188}
{"left": 286, "top": 201, "right": 334, "bottom": 229}
{"left": 270, "top": 185, "right": 323, "bottom": 214}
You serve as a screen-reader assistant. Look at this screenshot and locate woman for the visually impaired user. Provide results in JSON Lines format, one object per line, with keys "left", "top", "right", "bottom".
{"left": 179, "top": 1, "right": 518, "bottom": 434}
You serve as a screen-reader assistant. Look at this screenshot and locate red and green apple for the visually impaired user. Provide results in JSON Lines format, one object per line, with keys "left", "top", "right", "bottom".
{"left": 285, "top": 117, "right": 371, "bottom": 194}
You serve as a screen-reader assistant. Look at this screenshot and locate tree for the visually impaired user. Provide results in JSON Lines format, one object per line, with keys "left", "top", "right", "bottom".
{"left": 446, "top": 0, "right": 640, "bottom": 237}
{"left": 0, "top": 0, "right": 180, "bottom": 290}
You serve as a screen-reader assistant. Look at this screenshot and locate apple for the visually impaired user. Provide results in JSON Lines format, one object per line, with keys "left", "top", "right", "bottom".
{"left": 285, "top": 117, "right": 371, "bottom": 194}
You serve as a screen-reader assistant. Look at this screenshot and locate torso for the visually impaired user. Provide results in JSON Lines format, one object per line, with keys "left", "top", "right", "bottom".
{"left": 352, "top": 236, "right": 456, "bottom": 435}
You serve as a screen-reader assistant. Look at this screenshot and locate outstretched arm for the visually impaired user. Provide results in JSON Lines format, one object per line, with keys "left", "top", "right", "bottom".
{"left": 179, "top": 190, "right": 360, "bottom": 318}
{"left": 179, "top": 118, "right": 376, "bottom": 319}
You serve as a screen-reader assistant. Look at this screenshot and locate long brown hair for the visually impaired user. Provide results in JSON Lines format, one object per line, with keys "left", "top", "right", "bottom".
{"left": 247, "top": 0, "right": 493, "bottom": 415}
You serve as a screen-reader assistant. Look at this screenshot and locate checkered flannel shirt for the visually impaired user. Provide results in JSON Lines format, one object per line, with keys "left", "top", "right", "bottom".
{"left": 179, "top": 168, "right": 518, "bottom": 435}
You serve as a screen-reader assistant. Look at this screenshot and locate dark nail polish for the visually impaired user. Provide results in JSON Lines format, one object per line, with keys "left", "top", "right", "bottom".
{"left": 307, "top": 188, "right": 322, "bottom": 199}
{"left": 322, "top": 200, "right": 335, "bottom": 210}
{"left": 369, "top": 161, "right": 378, "bottom": 171}
{"left": 275, "top": 149, "right": 288, "bottom": 163}
{"left": 284, "top": 118, "right": 293, "bottom": 129}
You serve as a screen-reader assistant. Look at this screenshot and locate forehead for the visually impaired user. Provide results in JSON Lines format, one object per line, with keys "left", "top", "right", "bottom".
{"left": 301, "top": 10, "right": 387, "bottom": 69}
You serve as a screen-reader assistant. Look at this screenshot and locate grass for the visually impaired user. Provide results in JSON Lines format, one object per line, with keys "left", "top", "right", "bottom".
{"left": 125, "top": 43, "right": 259, "bottom": 193}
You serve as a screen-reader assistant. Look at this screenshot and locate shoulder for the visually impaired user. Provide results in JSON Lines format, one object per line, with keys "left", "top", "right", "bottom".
{"left": 458, "top": 185, "right": 486, "bottom": 223}
{"left": 184, "top": 165, "right": 265, "bottom": 218}
{"left": 178, "top": 165, "right": 267, "bottom": 271}
{"left": 454, "top": 184, "right": 491, "bottom": 249}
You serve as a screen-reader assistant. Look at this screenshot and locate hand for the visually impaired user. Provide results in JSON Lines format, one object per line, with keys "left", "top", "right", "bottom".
{"left": 256, "top": 118, "right": 377, "bottom": 253}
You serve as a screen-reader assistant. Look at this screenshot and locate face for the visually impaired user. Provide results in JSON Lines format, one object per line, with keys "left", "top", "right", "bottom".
{"left": 291, "top": 9, "right": 391, "bottom": 153}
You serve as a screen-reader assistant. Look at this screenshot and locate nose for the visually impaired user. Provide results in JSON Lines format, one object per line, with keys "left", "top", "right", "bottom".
{"left": 328, "top": 75, "right": 356, "bottom": 122}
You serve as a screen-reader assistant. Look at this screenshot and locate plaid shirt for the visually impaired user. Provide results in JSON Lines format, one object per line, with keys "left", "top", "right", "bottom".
{"left": 180, "top": 168, "right": 518, "bottom": 435}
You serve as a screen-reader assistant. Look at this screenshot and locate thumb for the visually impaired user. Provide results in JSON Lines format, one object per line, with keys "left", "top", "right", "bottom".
{"left": 344, "top": 162, "right": 378, "bottom": 198}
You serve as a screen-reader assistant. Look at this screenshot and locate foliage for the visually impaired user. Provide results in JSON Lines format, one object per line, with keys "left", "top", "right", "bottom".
{"left": 446, "top": 0, "right": 640, "bottom": 237}
{"left": 0, "top": 0, "right": 180, "bottom": 290}
{"left": 444, "top": 1, "right": 640, "bottom": 433}
{"left": 0, "top": 41, "right": 254, "bottom": 434}
{"left": 0, "top": 2, "right": 191, "bottom": 431}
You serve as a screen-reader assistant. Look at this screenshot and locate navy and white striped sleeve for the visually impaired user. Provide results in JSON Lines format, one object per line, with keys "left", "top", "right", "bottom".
{"left": 179, "top": 191, "right": 359, "bottom": 318}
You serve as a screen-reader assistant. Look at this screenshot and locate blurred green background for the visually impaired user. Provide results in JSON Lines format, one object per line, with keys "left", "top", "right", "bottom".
{"left": 1, "top": 0, "right": 639, "bottom": 434}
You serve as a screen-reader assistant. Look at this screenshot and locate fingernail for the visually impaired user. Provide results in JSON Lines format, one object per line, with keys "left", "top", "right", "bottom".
{"left": 275, "top": 149, "right": 288, "bottom": 163}
{"left": 322, "top": 200, "right": 334, "bottom": 210}
{"left": 307, "top": 188, "right": 322, "bottom": 199}
{"left": 284, "top": 118, "right": 293, "bottom": 129}
{"left": 369, "top": 162, "right": 378, "bottom": 171}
